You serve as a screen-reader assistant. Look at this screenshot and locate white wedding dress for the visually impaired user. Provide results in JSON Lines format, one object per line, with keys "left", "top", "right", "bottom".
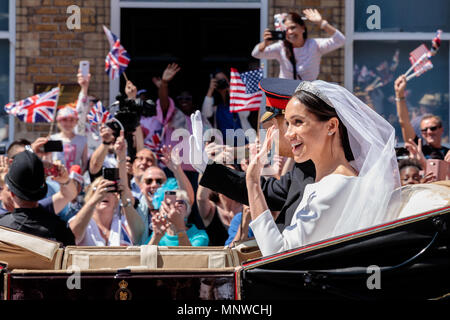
{"left": 250, "top": 174, "right": 359, "bottom": 256}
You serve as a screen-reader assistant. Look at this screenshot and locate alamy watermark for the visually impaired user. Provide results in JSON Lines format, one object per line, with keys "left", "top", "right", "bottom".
{"left": 66, "top": 5, "right": 81, "bottom": 30}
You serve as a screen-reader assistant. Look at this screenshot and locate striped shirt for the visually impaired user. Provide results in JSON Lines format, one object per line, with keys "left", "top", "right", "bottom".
{"left": 251, "top": 30, "right": 345, "bottom": 80}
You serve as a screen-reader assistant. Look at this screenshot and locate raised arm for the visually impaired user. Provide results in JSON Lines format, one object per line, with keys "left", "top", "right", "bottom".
{"left": 394, "top": 75, "right": 416, "bottom": 143}
{"left": 251, "top": 29, "right": 282, "bottom": 60}
{"left": 89, "top": 125, "right": 114, "bottom": 175}
{"left": 159, "top": 63, "right": 181, "bottom": 117}
{"left": 115, "top": 130, "right": 145, "bottom": 244}
{"left": 160, "top": 145, "right": 194, "bottom": 205}
{"left": 196, "top": 180, "right": 216, "bottom": 227}
{"left": 75, "top": 70, "right": 91, "bottom": 136}
{"left": 69, "top": 179, "right": 115, "bottom": 241}
{"left": 51, "top": 163, "right": 78, "bottom": 214}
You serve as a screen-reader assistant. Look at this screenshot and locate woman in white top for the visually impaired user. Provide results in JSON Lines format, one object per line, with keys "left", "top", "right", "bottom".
{"left": 69, "top": 131, "right": 145, "bottom": 246}
{"left": 247, "top": 81, "right": 400, "bottom": 256}
{"left": 252, "top": 9, "right": 345, "bottom": 80}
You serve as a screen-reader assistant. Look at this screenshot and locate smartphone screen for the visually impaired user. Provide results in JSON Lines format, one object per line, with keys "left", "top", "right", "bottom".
{"left": 43, "top": 140, "right": 63, "bottom": 152}
{"left": 80, "top": 60, "right": 89, "bottom": 77}
{"left": 102, "top": 168, "right": 119, "bottom": 192}
{"left": 164, "top": 190, "right": 176, "bottom": 204}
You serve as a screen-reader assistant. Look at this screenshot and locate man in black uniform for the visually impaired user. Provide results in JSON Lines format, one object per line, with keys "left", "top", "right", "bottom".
{"left": 0, "top": 150, "right": 75, "bottom": 245}
{"left": 192, "top": 78, "right": 316, "bottom": 232}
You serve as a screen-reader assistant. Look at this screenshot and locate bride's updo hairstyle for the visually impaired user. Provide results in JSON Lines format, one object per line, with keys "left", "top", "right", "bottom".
{"left": 293, "top": 84, "right": 354, "bottom": 162}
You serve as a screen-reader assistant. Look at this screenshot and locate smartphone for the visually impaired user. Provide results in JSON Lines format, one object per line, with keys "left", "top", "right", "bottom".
{"left": 79, "top": 60, "right": 89, "bottom": 77}
{"left": 0, "top": 144, "right": 6, "bottom": 155}
{"left": 164, "top": 190, "right": 177, "bottom": 204}
{"left": 102, "top": 167, "right": 119, "bottom": 192}
{"left": 270, "top": 30, "right": 286, "bottom": 41}
{"left": 43, "top": 161, "right": 59, "bottom": 177}
{"left": 105, "top": 118, "right": 124, "bottom": 138}
{"left": 43, "top": 140, "right": 63, "bottom": 153}
{"left": 425, "top": 159, "right": 450, "bottom": 181}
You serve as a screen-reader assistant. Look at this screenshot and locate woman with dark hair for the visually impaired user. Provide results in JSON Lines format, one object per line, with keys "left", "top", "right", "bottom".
{"left": 252, "top": 9, "right": 345, "bottom": 80}
{"left": 246, "top": 80, "right": 400, "bottom": 256}
{"left": 202, "top": 70, "right": 251, "bottom": 146}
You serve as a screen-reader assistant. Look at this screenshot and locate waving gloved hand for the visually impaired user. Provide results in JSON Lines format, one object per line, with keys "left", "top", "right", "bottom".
{"left": 188, "top": 110, "right": 208, "bottom": 174}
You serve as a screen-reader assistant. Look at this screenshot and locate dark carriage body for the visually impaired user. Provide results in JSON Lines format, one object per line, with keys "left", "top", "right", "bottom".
{"left": 237, "top": 206, "right": 450, "bottom": 300}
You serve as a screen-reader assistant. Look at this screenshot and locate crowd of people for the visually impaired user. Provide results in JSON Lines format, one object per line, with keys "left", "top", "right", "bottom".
{"left": 0, "top": 8, "right": 448, "bottom": 256}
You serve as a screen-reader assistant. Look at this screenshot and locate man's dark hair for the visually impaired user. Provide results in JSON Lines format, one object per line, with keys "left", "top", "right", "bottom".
{"left": 7, "top": 139, "right": 31, "bottom": 158}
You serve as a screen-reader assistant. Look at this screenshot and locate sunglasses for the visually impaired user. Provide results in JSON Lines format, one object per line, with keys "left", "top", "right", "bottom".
{"left": 420, "top": 125, "right": 440, "bottom": 133}
{"left": 175, "top": 200, "right": 186, "bottom": 206}
{"left": 176, "top": 96, "right": 192, "bottom": 101}
{"left": 144, "top": 178, "right": 164, "bottom": 185}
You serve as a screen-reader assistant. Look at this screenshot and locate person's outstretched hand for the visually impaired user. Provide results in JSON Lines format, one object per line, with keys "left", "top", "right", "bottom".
{"left": 394, "top": 75, "right": 407, "bottom": 98}
{"left": 162, "top": 63, "right": 181, "bottom": 83}
{"left": 303, "top": 8, "right": 322, "bottom": 25}
{"left": 189, "top": 110, "right": 208, "bottom": 174}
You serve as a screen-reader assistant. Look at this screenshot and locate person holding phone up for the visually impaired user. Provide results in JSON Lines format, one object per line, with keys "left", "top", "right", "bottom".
{"left": 68, "top": 131, "right": 145, "bottom": 246}
{"left": 146, "top": 189, "right": 209, "bottom": 246}
{"left": 252, "top": 9, "right": 345, "bottom": 80}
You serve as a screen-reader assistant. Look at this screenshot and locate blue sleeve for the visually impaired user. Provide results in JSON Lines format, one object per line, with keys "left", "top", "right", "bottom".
{"left": 225, "top": 212, "right": 242, "bottom": 246}
{"left": 38, "top": 196, "right": 55, "bottom": 215}
{"left": 190, "top": 229, "right": 209, "bottom": 246}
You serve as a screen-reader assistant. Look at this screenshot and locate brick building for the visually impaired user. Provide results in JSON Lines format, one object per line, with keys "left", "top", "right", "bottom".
{"left": 1, "top": 0, "right": 449, "bottom": 145}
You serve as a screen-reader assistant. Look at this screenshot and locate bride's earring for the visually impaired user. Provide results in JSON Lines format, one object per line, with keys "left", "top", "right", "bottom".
{"left": 328, "top": 131, "right": 333, "bottom": 136}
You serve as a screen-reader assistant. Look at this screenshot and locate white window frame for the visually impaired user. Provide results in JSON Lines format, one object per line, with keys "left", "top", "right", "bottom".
{"left": 109, "top": 0, "right": 268, "bottom": 104}
{"left": 345, "top": 0, "right": 450, "bottom": 143}
{"left": 0, "top": 0, "right": 15, "bottom": 144}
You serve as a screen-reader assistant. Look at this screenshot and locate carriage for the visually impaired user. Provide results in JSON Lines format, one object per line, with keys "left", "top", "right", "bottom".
{"left": 1, "top": 182, "right": 449, "bottom": 301}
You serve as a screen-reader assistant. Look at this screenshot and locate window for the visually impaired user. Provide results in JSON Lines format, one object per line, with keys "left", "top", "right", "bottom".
{"left": 347, "top": 0, "right": 450, "bottom": 145}
{"left": 0, "top": 0, "right": 12, "bottom": 144}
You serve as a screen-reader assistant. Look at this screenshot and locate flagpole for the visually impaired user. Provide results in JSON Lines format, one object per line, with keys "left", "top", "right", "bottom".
{"left": 122, "top": 71, "right": 129, "bottom": 82}
{"left": 48, "top": 84, "right": 61, "bottom": 136}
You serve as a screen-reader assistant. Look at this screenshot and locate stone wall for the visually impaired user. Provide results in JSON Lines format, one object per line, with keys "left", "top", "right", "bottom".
{"left": 15, "top": 0, "right": 110, "bottom": 140}
{"left": 267, "top": 0, "right": 345, "bottom": 84}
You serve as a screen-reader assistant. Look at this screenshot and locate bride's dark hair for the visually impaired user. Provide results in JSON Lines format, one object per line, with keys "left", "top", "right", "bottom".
{"left": 294, "top": 90, "right": 355, "bottom": 162}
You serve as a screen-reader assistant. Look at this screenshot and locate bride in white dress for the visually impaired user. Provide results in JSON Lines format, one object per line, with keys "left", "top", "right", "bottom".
{"left": 247, "top": 80, "right": 400, "bottom": 256}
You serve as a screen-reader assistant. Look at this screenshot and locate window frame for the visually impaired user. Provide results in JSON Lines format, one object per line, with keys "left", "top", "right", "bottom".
{"left": 110, "top": 0, "right": 268, "bottom": 104}
{"left": 0, "top": 0, "right": 15, "bottom": 144}
{"left": 345, "top": 0, "right": 450, "bottom": 146}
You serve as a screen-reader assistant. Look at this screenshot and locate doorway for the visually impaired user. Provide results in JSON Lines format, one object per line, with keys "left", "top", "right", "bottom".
{"left": 120, "top": 8, "right": 261, "bottom": 110}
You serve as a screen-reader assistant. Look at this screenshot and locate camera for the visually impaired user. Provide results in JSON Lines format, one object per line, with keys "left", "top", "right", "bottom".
{"left": 216, "top": 78, "right": 229, "bottom": 90}
{"left": 43, "top": 140, "right": 63, "bottom": 153}
{"left": 270, "top": 30, "right": 286, "bottom": 41}
{"left": 107, "top": 93, "right": 157, "bottom": 161}
{"left": 110, "top": 93, "right": 156, "bottom": 134}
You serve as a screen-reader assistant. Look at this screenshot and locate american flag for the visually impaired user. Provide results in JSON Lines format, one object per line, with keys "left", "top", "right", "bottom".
{"left": 4, "top": 87, "right": 60, "bottom": 123}
{"left": 229, "top": 68, "right": 263, "bottom": 113}
{"left": 103, "top": 26, "right": 130, "bottom": 80}
{"left": 87, "top": 100, "right": 111, "bottom": 126}
{"left": 409, "top": 44, "right": 433, "bottom": 75}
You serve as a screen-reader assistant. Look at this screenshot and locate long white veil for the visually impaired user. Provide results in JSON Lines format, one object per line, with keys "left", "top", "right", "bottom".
{"left": 311, "top": 80, "right": 401, "bottom": 235}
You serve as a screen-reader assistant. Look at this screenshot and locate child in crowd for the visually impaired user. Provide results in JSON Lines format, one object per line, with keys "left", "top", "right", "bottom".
{"left": 50, "top": 107, "right": 88, "bottom": 173}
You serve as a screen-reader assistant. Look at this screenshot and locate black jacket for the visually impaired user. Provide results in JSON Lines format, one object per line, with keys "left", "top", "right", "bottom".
{"left": 0, "top": 205, "right": 75, "bottom": 246}
{"left": 199, "top": 160, "right": 316, "bottom": 232}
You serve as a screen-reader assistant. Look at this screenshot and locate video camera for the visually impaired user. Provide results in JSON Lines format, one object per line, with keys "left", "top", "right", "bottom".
{"left": 107, "top": 93, "right": 156, "bottom": 161}
{"left": 110, "top": 93, "right": 156, "bottom": 134}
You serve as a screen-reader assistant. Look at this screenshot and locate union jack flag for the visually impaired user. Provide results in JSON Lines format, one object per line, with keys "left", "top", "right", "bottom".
{"left": 119, "top": 217, "right": 132, "bottom": 246}
{"left": 4, "top": 87, "right": 59, "bottom": 123}
{"left": 87, "top": 100, "right": 112, "bottom": 126}
{"left": 229, "top": 68, "right": 263, "bottom": 113}
{"left": 103, "top": 26, "right": 130, "bottom": 80}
